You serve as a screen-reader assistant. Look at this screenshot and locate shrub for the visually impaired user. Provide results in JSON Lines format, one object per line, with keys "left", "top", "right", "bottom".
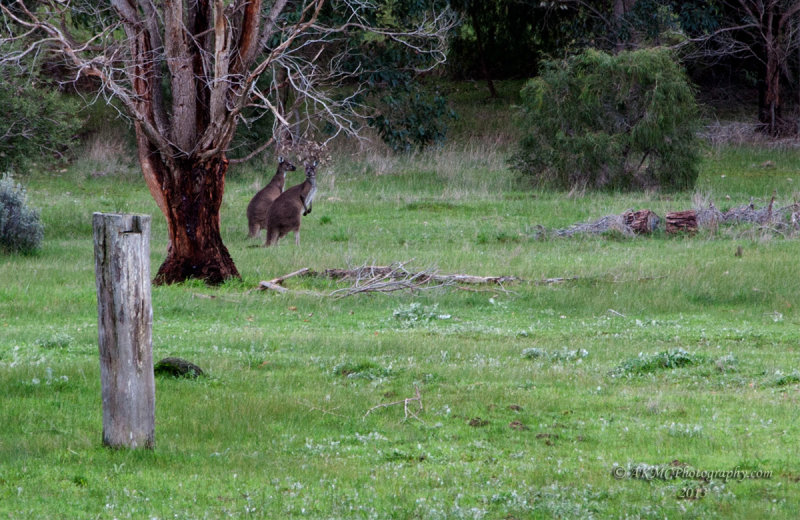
{"left": 0, "top": 174, "right": 44, "bottom": 253}
{"left": 512, "top": 47, "right": 700, "bottom": 191}
{"left": 611, "top": 348, "right": 705, "bottom": 377}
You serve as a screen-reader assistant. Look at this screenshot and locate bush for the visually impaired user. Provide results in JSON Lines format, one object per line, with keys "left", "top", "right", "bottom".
{"left": 611, "top": 348, "right": 704, "bottom": 377}
{"left": 0, "top": 174, "right": 44, "bottom": 253}
{"left": 512, "top": 47, "right": 700, "bottom": 191}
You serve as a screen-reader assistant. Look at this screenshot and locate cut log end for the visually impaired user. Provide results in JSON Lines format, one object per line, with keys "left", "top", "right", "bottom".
{"left": 666, "top": 210, "right": 698, "bottom": 234}
{"left": 622, "top": 209, "right": 660, "bottom": 234}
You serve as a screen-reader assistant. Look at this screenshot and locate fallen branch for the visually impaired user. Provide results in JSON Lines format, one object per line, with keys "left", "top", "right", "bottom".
{"left": 536, "top": 276, "right": 580, "bottom": 285}
{"left": 296, "top": 398, "right": 345, "bottom": 418}
{"left": 257, "top": 281, "right": 324, "bottom": 296}
{"left": 267, "top": 267, "right": 314, "bottom": 286}
{"left": 364, "top": 386, "right": 423, "bottom": 422}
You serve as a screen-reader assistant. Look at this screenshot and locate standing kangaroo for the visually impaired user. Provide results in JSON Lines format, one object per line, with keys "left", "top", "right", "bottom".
{"left": 264, "top": 161, "right": 317, "bottom": 246}
{"left": 246, "top": 157, "right": 296, "bottom": 239}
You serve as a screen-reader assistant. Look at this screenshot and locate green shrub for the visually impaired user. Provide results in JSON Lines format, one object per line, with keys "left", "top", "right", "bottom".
{"left": 512, "top": 47, "right": 700, "bottom": 191}
{"left": 0, "top": 174, "right": 44, "bottom": 253}
{"left": 611, "top": 348, "right": 704, "bottom": 377}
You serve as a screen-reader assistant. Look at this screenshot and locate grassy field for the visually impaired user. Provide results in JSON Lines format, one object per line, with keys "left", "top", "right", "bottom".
{"left": 2, "top": 88, "right": 800, "bottom": 517}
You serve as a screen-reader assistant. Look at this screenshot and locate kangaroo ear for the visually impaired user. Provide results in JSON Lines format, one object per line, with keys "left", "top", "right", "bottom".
{"left": 313, "top": 160, "right": 318, "bottom": 167}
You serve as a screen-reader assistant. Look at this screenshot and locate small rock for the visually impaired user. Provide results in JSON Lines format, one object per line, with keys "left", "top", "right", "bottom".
{"left": 154, "top": 357, "right": 204, "bottom": 378}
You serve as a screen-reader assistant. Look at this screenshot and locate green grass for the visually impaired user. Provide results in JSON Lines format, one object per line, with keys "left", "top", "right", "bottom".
{"left": 3, "top": 104, "right": 800, "bottom": 516}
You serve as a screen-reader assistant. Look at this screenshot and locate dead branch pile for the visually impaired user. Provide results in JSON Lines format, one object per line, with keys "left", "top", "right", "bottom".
{"left": 722, "top": 197, "right": 774, "bottom": 224}
{"left": 322, "top": 263, "right": 519, "bottom": 286}
{"left": 327, "top": 263, "right": 450, "bottom": 298}
{"left": 548, "top": 214, "right": 633, "bottom": 238}
{"left": 543, "top": 209, "right": 659, "bottom": 238}
{"left": 710, "top": 197, "right": 800, "bottom": 234}
{"left": 258, "top": 262, "right": 521, "bottom": 298}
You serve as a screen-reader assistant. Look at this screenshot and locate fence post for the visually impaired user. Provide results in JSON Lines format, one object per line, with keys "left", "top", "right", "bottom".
{"left": 92, "top": 213, "right": 155, "bottom": 449}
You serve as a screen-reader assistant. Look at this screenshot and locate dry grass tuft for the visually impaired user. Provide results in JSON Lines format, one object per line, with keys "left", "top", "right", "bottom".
{"left": 75, "top": 126, "right": 138, "bottom": 177}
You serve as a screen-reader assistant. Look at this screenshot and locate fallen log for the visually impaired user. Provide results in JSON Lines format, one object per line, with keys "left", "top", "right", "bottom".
{"left": 665, "top": 210, "right": 698, "bottom": 234}
{"left": 622, "top": 209, "right": 660, "bottom": 234}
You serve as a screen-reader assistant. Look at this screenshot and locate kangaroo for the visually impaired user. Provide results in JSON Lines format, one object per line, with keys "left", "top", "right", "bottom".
{"left": 264, "top": 161, "right": 317, "bottom": 246}
{"left": 246, "top": 156, "right": 296, "bottom": 239}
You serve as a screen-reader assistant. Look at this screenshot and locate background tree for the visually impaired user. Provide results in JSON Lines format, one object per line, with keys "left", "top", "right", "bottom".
{"left": 0, "top": 0, "right": 453, "bottom": 284}
{"left": 448, "top": 0, "right": 567, "bottom": 95}
{"left": 0, "top": 49, "right": 81, "bottom": 171}
{"left": 682, "top": 0, "right": 800, "bottom": 135}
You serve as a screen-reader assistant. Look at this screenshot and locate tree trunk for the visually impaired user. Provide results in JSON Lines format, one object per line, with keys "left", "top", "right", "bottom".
{"left": 134, "top": 121, "right": 240, "bottom": 286}
{"left": 764, "top": 52, "right": 781, "bottom": 135}
{"left": 762, "top": 7, "right": 783, "bottom": 136}
{"left": 468, "top": 5, "right": 498, "bottom": 98}
{"left": 154, "top": 156, "right": 240, "bottom": 285}
{"left": 613, "top": 0, "right": 637, "bottom": 50}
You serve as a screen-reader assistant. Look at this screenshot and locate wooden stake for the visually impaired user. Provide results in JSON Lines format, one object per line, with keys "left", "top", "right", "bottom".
{"left": 93, "top": 213, "right": 155, "bottom": 449}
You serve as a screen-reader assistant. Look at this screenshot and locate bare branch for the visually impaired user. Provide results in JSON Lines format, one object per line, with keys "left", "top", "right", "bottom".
{"left": 364, "top": 386, "right": 423, "bottom": 422}
{"left": 3, "top": 0, "right": 455, "bottom": 163}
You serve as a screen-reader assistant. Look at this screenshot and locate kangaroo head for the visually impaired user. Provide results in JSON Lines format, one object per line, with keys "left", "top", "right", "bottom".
{"left": 278, "top": 156, "right": 297, "bottom": 173}
{"left": 304, "top": 161, "right": 317, "bottom": 182}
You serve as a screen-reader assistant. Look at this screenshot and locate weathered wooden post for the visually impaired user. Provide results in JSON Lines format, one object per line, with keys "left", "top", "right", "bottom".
{"left": 93, "top": 213, "right": 155, "bottom": 449}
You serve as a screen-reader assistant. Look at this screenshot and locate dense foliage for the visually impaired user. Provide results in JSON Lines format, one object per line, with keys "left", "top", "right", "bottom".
{"left": 0, "top": 174, "right": 44, "bottom": 253}
{"left": 447, "top": 0, "right": 554, "bottom": 80}
{"left": 0, "top": 59, "right": 82, "bottom": 170}
{"left": 369, "top": 86, "right": 455, "bottom": 152}
{"left": 512, "top": 47, "right": 701, "bottom": 192}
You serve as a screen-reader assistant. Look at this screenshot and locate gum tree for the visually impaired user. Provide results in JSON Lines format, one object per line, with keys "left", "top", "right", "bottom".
{"left": 0, "top": 0, "right": 452, "bottom": 283}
